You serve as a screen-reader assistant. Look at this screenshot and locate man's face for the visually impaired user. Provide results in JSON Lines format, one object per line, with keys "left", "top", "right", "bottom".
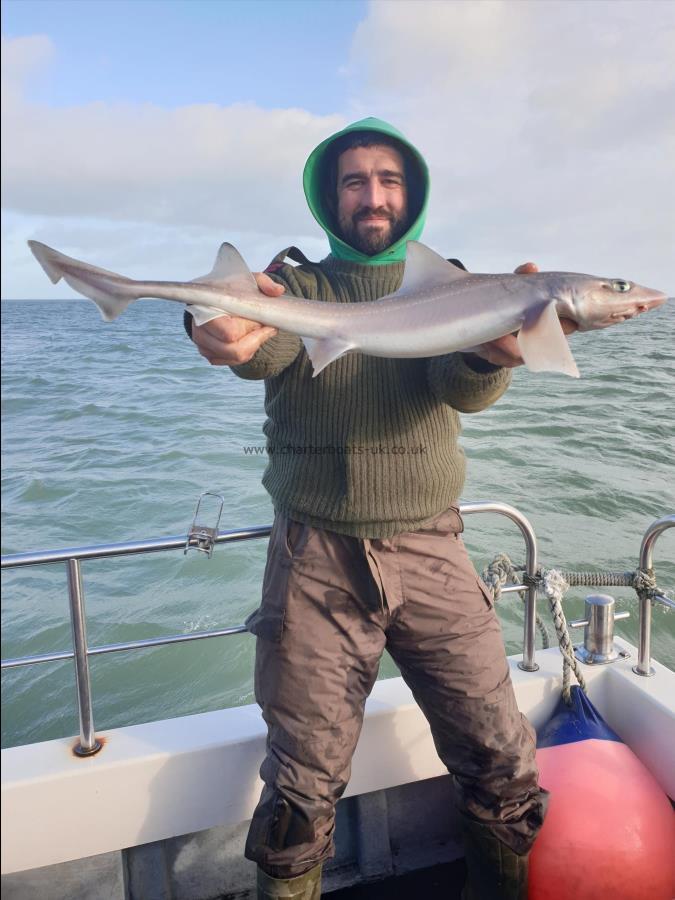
{"left": 336, "top": 145, "right": 408, "bottom": 255}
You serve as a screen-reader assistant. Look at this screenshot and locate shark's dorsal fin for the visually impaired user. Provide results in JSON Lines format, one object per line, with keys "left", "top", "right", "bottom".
{"left": 191, "top": 242, "right": 258, "bottom": 289}
{"left": 397, "top": 241, "right": 473, "bottom": 296}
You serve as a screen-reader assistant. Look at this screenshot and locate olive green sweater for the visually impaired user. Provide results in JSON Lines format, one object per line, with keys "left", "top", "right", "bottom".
{"left": 229, "top": 252, "right": 511, "bottom": 539}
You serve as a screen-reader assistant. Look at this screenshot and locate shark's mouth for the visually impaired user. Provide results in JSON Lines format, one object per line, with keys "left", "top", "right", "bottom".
{"left": 609, "top": 295, "right": 666, "bottom": 323}
{"left": 610, "top": 308, "right": 640, "bottom": 322}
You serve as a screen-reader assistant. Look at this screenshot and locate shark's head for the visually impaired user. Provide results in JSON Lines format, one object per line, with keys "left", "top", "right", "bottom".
{"left": 560, "top": 276, "right": 668, "bottom": 331}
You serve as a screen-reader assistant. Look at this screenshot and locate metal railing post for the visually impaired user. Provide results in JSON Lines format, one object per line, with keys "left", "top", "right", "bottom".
{"left": 67, "top": 559, "right": 101, "bottom": 756}
{"left": 633, "top": 514, "right": 675, "bottom": 677}
{"left": 460, "top": 502, "right": 539, "bottom": 672}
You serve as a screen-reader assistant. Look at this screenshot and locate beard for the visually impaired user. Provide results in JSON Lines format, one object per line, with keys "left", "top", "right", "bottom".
{"left": 338, "top": 206, "right": 409, "bottom": 255}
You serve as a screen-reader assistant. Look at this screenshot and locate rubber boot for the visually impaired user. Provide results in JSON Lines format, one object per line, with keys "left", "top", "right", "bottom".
{"left": 256, "top": 863, "right": 322, "bottom": 899}
{"left": 461, "top": 818, "right": 528, "bottom": 900}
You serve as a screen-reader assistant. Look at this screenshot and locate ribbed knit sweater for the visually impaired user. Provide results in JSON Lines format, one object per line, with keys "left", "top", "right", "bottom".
{"left": 228, "top": 253, "right": 512, "bottom": 539}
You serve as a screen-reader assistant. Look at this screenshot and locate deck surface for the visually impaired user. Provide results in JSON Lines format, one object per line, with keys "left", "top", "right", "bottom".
{"left": 328, "top": 861, "right": 466, "bottom": 898}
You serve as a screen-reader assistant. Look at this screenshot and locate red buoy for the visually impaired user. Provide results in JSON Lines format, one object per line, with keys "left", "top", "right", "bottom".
{"left": 529, "top": 687, "right": 675, "bottom": 900}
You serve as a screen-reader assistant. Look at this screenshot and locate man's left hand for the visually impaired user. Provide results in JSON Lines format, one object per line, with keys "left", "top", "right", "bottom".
{"left": 468, "top": 262, "right": 578, "bottom": 368}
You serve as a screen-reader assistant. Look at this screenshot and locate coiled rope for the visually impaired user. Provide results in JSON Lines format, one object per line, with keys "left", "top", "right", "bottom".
{"left": 481, "top": 555, "right": 660, "bottom": 705}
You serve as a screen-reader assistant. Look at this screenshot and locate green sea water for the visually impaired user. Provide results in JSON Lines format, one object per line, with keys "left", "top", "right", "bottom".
{"left": 1, "top": 298, "right": 673, "bottom": 749}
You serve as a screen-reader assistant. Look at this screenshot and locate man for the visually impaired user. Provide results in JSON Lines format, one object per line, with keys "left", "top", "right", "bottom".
{"left": 187, "top": 118, "right": 566, "bottom": 899}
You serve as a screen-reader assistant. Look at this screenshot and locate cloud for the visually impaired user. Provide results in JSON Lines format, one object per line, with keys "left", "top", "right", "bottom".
{"left": 2, "top": 34, "right": 344, "bottom": 234}
{"left": 2, "top": 2, "right": 675, "bottom": 298}
{"left": 1, "top": 210, "right": 330, "bottom": 300}
{"left": 344, "top": 0, "right": 675, "bottom": 286}
{"left": 346, "top": 0, "right": 675, "bottom": 147}
{"left": 1, "top": 34, "right": 343, "bottom": 297}
{"left": 347, "top": 0, "right": 525, "bottom": 95}
{"left": 1, "top": 33, "right": 53, "bottom": 92}
{"left": 2, "top": 98, "right": 343, "bottom": 232}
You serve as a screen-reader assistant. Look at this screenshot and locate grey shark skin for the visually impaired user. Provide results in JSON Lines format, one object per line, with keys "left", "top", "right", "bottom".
{"left": 28, "top": 239, "right": 667, "bottom": 378}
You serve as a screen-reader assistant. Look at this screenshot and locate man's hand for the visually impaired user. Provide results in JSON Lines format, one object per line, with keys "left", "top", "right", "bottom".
{"left": 191, "top": 272, "right": 283, "bottom": 366}
{"left": 468, "top": 262, "right": 578, "bottom": 368}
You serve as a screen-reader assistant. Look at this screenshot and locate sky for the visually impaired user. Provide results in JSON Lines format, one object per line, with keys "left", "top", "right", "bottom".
{"left": 2, "top": 0, "right": 674, "bottom": 299}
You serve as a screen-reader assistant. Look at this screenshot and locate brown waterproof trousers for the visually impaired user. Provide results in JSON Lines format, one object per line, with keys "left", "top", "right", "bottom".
{"left": 244, "top": 508, "right": 547, "bottom": 878}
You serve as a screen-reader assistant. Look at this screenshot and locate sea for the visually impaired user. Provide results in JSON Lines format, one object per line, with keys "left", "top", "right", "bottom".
{"left": 1, "top": 298, "right": 673, "bottom": 749}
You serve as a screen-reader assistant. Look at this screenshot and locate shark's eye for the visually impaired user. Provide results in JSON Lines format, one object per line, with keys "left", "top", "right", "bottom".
{"left": 611, "top": 279, "right": 632, "bottom": 293}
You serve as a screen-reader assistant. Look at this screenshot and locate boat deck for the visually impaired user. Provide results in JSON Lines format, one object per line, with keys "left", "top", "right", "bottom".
{"left": 331, "top": 861, "right": 465, "bottom": 898}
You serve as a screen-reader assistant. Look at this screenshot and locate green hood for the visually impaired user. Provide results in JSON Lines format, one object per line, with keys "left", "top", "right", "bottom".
{"left": 303, "top": 117, "right": 429, "bottom": 265}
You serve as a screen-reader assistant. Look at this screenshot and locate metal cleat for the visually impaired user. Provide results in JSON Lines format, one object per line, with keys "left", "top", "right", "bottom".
{"left": 571, "top": 594, "right": 630, "bottom": 665}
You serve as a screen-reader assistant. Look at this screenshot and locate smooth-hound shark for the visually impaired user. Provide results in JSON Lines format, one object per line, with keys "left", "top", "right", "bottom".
{"left": 28, "top": 240, "right": 667, "bottom": 378}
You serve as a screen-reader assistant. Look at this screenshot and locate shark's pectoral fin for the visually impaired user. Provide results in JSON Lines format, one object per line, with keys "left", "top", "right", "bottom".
{"left": 302, "top": 337, "right": 355, "bottom": 377}
{"left": 188, "top": 304, "right": 232, "bottom": 326}
{"left": 517, "top": 301, "right": 580, "bottom": 378}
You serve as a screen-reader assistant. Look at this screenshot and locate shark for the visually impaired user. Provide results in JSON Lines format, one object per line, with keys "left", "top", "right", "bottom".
{"left": 28, "top": 239, "right": 667, "bottom": 378}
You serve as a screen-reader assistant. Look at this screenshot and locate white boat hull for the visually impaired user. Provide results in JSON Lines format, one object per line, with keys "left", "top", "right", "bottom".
{"left": 2, "top": 639, "right": 674, "bottom": 898}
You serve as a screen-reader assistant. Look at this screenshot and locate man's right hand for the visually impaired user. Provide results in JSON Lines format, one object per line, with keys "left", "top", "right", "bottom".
{"left": 191, "top": 272, "right": 283, "bottom": 366}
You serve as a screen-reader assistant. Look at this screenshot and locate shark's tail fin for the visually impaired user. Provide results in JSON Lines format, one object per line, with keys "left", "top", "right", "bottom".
{"left": 28, "top": 241, "right": 136, "bottom": 321}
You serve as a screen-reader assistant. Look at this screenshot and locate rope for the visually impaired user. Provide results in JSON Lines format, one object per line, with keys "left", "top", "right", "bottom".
{"left": 480, "top": 555, "right": 663, "bottom": 706}
{"left": 481, "top": 554, "right": 551, "bottom": 648}
{"left": 632, "top": 569, "right": 658, "bottom": 597}
{"left": 560, "top": 570, "right": 633, "bottom": 586}
{"left": 540, "top": 569, "right": 587, "bottom": 704}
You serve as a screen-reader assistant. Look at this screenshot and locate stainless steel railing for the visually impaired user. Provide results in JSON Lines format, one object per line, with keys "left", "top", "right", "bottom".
{"left": 2, "top": 506, "right": 672, "bottom": 755}
{"left": 1, "top": 524, "right": 273, "bottom": 755}
{"left": 461, "top": 502, "right": 539, "bottom": 672}
{"left": 633, "top": 514, "right": 675, "bottom": 677}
